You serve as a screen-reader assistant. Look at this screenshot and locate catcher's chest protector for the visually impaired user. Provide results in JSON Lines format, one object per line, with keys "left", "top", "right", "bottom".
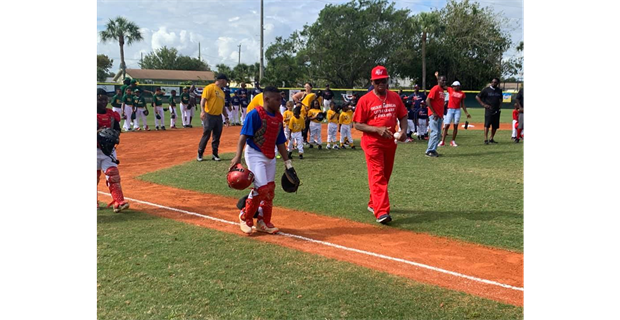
{"left": 97, "top": 109, "right": 117, "bottom": 129}
{"left": 253, "top": 107, "right": 283, "bottom": 159}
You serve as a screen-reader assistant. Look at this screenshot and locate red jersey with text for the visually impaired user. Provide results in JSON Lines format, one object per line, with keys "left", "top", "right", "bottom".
{"left": 427, "top": 85, "right": 446, "bottom": 116}
{"left": 353, "top": 90, "right": 407, "bottom": 145}
{"left": 446, "top": 87, "right": 466, "bottom": 110}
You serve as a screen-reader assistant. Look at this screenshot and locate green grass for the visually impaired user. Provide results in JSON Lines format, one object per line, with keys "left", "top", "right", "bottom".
{"left": 139, "top": 129, "right": 523, "bottom": 252}
{"left": 98, "top": 207, "right": 523, "bottom": 320}
{"left": 453, "top": 108, "right": 513, "bottom": 124}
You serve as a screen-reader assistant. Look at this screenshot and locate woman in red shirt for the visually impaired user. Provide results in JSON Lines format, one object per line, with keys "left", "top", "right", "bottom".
{"left": 440, "top": 81, "right": 471, "bottom": 147}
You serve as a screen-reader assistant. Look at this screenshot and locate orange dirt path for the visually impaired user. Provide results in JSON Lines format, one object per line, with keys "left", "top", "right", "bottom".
{"left": 98, "top": 124, "right": 522, "bottom": 306}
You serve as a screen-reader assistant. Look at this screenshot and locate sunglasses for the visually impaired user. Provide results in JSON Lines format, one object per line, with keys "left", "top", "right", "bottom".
{"left": 374, "top": 78, "right": 388, "bottom": 84}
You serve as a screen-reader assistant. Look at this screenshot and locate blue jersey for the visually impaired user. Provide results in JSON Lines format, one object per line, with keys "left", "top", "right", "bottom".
{"left": 223, "top": 86, "right": 231, "bottom": 104}
{"left": 241, "top": 99, "right": 249, "bottom": 108}
{"left": 238, "top": 88, "right": 249, "bottom": 103}
{"left": 417, "top": 106, "right": 429, "bottom": 119}
{"left": 410, "top": 92, "right": 426, "bottom": 109}
{"left": 241, "top": 109, "right": 287, "bottom": 152}
{"left": 231, "top": 96, "right": 241, "bottom": 106}
{"left": 252, "top": 87, "right": 263, "bottom": 99}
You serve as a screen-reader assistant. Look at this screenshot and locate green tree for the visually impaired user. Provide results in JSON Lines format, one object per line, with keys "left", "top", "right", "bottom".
{"left": 215, "top": 64, "right": 234, "bottom": 80}
{"left": 140, "top": 46, "right": 209, "bottom": 71}
{"left": 435, "top": 0, "right": 512, "bottom": 89}
{"left": 300, "top": 0, "right": 414, "bottom": 87}
{"left": 99, "top": 16, "right": 144, "bottom": 79}
{"left": 97, "top": 54, "right": 114, "bottom": 82}
{"left": 411, "top": 11, "right": 442, "bottom": 91}
{"left": 264, "top": 35, "right": 307, "bottom": 87}
{"left": 176, "top": 56, "right": 209, "bottom": 71}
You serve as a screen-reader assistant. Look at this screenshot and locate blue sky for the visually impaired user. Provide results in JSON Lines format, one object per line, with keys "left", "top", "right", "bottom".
{"left": 97, "top": 0, "right": 523, "bottom": 74}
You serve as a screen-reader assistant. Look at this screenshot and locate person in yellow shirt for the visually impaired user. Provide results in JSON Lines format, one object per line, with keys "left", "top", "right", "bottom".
{"left": 246, "top": 92, "right": 263, "bottom": 114}
{"left": 282, "top": 101, "right": 294, "bottom": 141}
{"left": 339, "top": 102, "right": 355, "bottom": 149}
{"left": 292, "top": 82, "right": 316, "bottom": 144}
{"left": 326, "top": 102, "right": 340, "bottom": 149}
{"left": 306, "top": 99, "right": 323, "bottom": 149}
{"left": 287, "top": 106, "right": 306, "bottom": 159}
{"left": 197, "top": 74, "right": 229, "bottom": 162}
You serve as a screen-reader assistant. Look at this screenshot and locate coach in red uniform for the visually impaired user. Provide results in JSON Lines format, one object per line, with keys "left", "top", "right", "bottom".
{"left": 353, "top": 66, "right": 408, "bottom": 224}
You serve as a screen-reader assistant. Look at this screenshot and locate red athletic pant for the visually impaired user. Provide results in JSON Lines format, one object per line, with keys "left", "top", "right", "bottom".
{"left": 362, "top": 138, "right": 397, "bottom": 218}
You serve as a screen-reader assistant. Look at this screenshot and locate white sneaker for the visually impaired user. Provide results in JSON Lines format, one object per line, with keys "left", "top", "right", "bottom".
{"left": 256, "top": 220, "right": 279, "bottom": 234}
{"left": 326, "top": 145, "right": 331, "bottom": 149}
{"left": 239, "top": 211, "right": 253, "bottom": 234}
{"left": 438, "top": 141, "right": 445, "bottom": 147}
{"left": 450, "top": 141, "right": 458, "bottom": 147}
{"left": 367, "top": 206, "right": 374, "bottom": 214}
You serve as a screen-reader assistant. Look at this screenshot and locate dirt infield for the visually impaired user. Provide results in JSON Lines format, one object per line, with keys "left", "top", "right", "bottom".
{"left": 97, "top": 124, "right": 522, "bottom": 306}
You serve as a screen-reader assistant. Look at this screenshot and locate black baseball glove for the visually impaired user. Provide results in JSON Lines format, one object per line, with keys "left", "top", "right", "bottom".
{"left": 281, "top": 160, "right": 300, "bottom": 193}
{"left": 143, "top": 109, "right": 149, "bottom": 116}
{"left": 131, "top": 111, "right": 136, "bottom": 120}
{"left": 156, "top": 114, "right": 161, "bottom": 120}
{"left": 171, "top": 113, "right": 176, "bottom": 119}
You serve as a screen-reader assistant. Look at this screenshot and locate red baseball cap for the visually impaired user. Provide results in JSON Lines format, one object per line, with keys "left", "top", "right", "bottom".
{"left": 371, "top": 65, "right": 389, "bottom": 80}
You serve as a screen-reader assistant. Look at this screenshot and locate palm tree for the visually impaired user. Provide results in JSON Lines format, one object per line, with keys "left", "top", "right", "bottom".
{"left": 99, "top": 16, "right": 144, "bottom": 79}
{"left": 413, "top": 11, "right": 442, "bottom": 92}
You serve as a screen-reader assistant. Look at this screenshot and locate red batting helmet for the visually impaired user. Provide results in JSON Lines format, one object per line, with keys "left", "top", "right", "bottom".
{"left": 227, "top": 164, "right": 254, "bottom": 190}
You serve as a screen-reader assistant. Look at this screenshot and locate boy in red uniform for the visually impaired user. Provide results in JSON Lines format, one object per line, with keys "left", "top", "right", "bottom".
{"left": 230, "top": 87, "right": 293, "bottom": 235}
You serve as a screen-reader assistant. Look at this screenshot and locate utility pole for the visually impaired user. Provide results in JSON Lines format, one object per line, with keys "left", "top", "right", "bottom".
{"left": 238, "top": 44, "right": 241, "bottom": 66}
{"left": 259, "top": 0, "right": 264, "bottom": 83}
{"left": 199, "top": 42, "right": 201, "bottom": 61}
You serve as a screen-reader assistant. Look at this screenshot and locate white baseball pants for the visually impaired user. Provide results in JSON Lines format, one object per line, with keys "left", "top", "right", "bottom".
{"left": 309, "top": 121, "right": 322, "bottom": 145}
{"left": 133, "top": 108, "right": 147, "bottom": 129}
{"left": 154, "top": 106, "right": 165, "bottom": 127}
{"left": 327, "top": 122, "right": 338, "bottom": 145}
{"left": 287, "top": 131, "right": 304, "bottom": 153}
{"left": 244, "top": 146, "right": 276, "bottom": 189}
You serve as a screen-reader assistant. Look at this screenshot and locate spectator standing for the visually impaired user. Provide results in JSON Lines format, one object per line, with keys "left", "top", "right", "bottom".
{"left": 476, "top": 78, "right": 503, "bottom": 144}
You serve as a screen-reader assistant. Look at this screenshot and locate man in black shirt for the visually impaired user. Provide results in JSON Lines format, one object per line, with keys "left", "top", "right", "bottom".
{"left": 476, "top": 78, "right": 503, "bottom": 144}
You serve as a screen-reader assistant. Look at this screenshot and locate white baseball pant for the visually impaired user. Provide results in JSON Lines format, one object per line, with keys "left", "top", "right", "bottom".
{"left": 231, "top": 105, "right": 240, "bottom": 124}
{"left": 323, "top": 99, "right": 332, "bottom": 112}
{"left": 133, "top": 108, "right": 147, "bottom": 129}
{"left": 170, "top": 106, "right": 178, "bottom": 127}
{"left": 240, "top": 107, "right": 248, "bottom": 125}
{"left": 244, "top": 146, "right": 276, "bottom": 189}
{"left": 309, "top": 121, "right": 322, "bottom": 145}
{"left": 154, "top": 106, "right": 165, "bottom": 127}
{"left": 327, "top": 122, "right": 338, "bottom": 145}
{"left": 122, "top": 105, "right": 133, "bottom": 131}
{"left": 340, "top": 124, "right": 353, "bottom": 144}
{"left": 407, "top": 120, "right": 415, "bottom": 135}
{"left": 97, "top": 148, "right": 118, "bottom": 172}
{"left": 180, "top": 103, "right": 189, "bottom": 126}
{"left": 287, "top": 131, "right": 304, "bottom": 153}
{"left": 512, "top": 120, "right": 517, "bottom": 138}
{"left": 417, "top": 119, "right": 428, "bottom": 136}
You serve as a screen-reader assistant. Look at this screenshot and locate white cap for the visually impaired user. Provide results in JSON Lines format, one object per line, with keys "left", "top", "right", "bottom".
{"left": 452, "top": 81, "right": 461, "bottom": 86}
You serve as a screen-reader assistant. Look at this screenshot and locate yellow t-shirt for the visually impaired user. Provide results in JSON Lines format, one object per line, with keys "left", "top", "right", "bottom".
{"left": 201, "top": 84, "right": 226, "bottom": 115}
{"left": 339, "top": 110, "right": 353, "bottom": 125}
{"left": 288, "top": 116, "right": 305, "bottom": 133}
{"left": 327, "top": 110, "right": 339, "bottom": 124}
{"left": 246, "top": 93, "right": 263, "bottom": 114}
{"left": 301, "top": 93, "right": 316, "bottom": 109}
{"left": 307, "top": 108, "right": 322, "bottom": 123}
{"left": 282, "top": 110, "right": 294, "bottom": 124}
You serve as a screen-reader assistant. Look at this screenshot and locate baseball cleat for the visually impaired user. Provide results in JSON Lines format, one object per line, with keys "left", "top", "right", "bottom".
{"left": 113, "top": 202, "right": 130, "bottom": 213}
{"left": 376, "top": 214, "right": 392, "bottom": 224}
{"left": 256, "top": 220, "right": 279, "bottom": 234}
{"left": 239, "top": 211, "right": 253, "bottom": 234}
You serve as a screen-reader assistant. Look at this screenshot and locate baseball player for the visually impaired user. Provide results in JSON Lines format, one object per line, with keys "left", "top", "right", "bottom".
{"left": 110, "top": 88, "right": 123, "bottom": 115}
{"left": 120, "top": 87, "right": 134, "bottom": 132}
{"left": 152, "top": 88, "right": 166, "bottom": 130}
{"left": 287, "top": 106, "right": 305, "bottom": 159}
{"left": 325, "top": 102, "right": 339, "bottom": 149}
{"left": 230, "top": 90, "right": 242, "bottom": 126}
{"left": 282, "top": 101, "right": 294, "bottom": 140}
{"left": 180, "top": 87, "right": 191, "bottom": 128}
{"left": 306, "top": 99, "right": 323, "bottom": 149}
{"left": 169, "top": 89, "right": 178, "bottom": 129}
{"left": 339, "top": 103, "right": 355, "bottom": 149}
{"left": 97, "top": 88, "right": 129, "bottom": 212}
{"left": 322, "top": 84, "right": 334, "bottom": 112}
{"left": 229, "top": 86, "right": 293, "bottom": 235}
{"left": 132, "top": 88, "right": 149, "bottom": 131}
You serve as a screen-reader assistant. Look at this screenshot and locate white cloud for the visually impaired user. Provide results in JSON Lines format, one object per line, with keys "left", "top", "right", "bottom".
{"left": 229, "top": 16, "right": 240, "bottom": 22}
{"left": 151, "top": 27, "right": 177, "bottom": 50}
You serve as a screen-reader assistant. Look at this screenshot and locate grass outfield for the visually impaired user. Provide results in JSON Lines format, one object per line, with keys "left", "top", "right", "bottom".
{"left": 97, "top": 207, "right": 523, "bottom": 320}
{"left": 139, "top": 129, "right": 523, "bottom": 252}
{"left": 117, "top": 104, "right": 513, "bottom": 129}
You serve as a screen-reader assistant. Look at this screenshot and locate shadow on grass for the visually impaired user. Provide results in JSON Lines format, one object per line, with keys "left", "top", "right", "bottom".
{"left": 97, "top": 209, "right": 158, "bottom": 224}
